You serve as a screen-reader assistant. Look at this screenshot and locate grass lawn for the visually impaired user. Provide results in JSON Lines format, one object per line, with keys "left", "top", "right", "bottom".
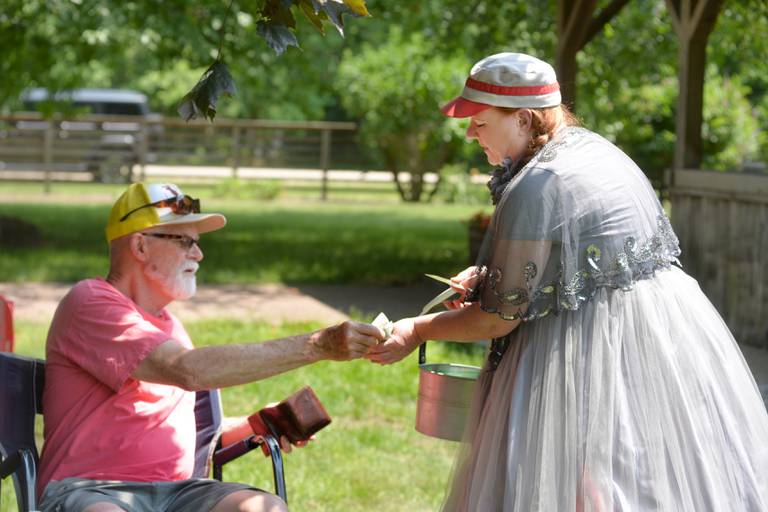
{"left": 2, "top": 319, "right": 487, "bottom": 512}
{"left": 0, "top": 180, "right": 492, "bottom": 284}
{"left": 0, "top": 180, "right": 493, "bottom": 511}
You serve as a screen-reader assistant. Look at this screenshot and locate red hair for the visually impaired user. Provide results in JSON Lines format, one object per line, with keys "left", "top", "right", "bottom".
{"left": 499, "top": 104, "right": 580, "bottom": 164}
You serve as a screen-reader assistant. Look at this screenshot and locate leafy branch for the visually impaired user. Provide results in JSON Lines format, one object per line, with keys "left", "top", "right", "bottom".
{"left": 178, "top": 0, "right": 370, "bottom": 122}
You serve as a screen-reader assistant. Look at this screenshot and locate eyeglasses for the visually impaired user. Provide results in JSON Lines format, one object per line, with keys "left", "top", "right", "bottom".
{"left": 141, "top": 233, "right": 200, "bottom": 251}
{"left": 120, "top": 195, "right": 200, "bottom": 222}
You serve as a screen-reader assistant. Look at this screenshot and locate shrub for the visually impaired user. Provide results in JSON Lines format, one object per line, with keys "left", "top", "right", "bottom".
{"left": 336, "top": 28, "right": 469, "bottom": 202}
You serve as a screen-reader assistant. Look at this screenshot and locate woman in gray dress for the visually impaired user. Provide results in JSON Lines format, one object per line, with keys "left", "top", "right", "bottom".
{"left": 367, "top": 52, "right": 768, "bottom": 511}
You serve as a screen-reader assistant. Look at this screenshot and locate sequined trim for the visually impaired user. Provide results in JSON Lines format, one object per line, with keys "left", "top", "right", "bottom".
{"left": 481, "top": 215, "right": 681, "bottom": 321}
{"left": 494, "top": 127, "right": 590, "bottom": 203}
{"left": 532, "top": 127, "right": 591, "bottom": 164}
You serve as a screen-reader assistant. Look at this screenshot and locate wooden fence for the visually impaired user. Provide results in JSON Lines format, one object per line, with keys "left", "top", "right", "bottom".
{"left": 669, "top": 169, "right": 768, "bottom": 347}
{"left": 0, "top": 113, "right": 372, "bottom": 199}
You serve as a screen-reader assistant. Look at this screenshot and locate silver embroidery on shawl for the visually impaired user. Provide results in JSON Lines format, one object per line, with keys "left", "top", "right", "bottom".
{"left": 532, "top": 127, "right": 591, "bottom": 164}
{"left": 492, "top": 127, "right": 591, "bottom": 203}
{"left": 482, "top": 215, "right": 681, "bottom": 321}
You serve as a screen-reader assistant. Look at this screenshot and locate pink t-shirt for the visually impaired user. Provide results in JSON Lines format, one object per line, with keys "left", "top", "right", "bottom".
{"left": 38, "top": 278, "right": 197, "bottom": 494}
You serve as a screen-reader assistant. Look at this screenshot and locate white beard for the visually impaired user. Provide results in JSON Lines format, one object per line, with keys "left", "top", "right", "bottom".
{"left": 171, "top": 271, "right": 197, "bottom": 300}
{"left": 146, "top": 263, "right": 198, "bottom": 301}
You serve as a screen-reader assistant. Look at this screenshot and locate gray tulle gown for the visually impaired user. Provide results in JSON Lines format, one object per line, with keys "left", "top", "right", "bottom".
{"left": 443, "top": 127, "right": 768, "bottom": 511}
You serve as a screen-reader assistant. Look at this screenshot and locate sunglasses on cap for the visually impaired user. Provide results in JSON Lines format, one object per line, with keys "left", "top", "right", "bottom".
{"left": 119, "top": 195, "right": 201, "bottom": 222}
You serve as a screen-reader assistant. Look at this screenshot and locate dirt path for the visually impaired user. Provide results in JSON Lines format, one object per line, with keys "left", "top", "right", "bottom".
{"left": 0, "top": 282, "right": 345, "bottom": 325}
{"left": 0, "top": 282, "right": 438, "bottom": 326}
{"left": 5, "top": 281, "right": 768, "bottom": 388}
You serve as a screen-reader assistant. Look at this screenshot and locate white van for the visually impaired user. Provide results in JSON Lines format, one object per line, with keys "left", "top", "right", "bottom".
{"left": 16, "top": 88, "right": 160, "bottom": 182}
{"left": 21, "top": 88, "right": 153, "bottom": 117}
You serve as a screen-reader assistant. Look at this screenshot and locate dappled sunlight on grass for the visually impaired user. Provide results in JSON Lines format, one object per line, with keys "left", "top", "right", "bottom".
{"left": 188, "top": 319, "right": 482, "bottom": 509}
{"left": 0, "top": 193, "right": 489, "bottom": 285}
{"left": 1, "top": 182, "right": 494, "bottom": 510}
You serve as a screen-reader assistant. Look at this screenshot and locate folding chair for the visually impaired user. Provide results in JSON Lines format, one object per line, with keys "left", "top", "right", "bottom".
{"left": 0, "top": 352, "right": 287, "bottom": 512}
{"left": 0, "top": 352, "right": 42, "bottom": 511}
{"left": 195, "top": 389, "right": 288, "bottom": 502}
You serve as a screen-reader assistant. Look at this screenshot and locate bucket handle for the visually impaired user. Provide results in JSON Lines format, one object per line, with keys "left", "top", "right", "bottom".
{"left": 416, "top": 282, "right": 461, "bottom": 366}
{"left": 418, "top": 342, "right": 427, "bottom": 365}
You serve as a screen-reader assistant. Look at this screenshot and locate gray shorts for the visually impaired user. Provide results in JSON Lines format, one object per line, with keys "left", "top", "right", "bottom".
{"left": 39, "top": 477, "right": 266, "bottom": 512}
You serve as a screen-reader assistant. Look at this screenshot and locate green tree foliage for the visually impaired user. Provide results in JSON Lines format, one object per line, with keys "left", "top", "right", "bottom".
{"left": 344, "top": 1, "right": 556, "bottom": 57}
{"left": 334, "top": 1, "right": 559, "bottom": 201}
{"left": 337, "top": 0, "right": 764, "bottom": 200}
{"left": 1, "top": 0, "right": 766, "bottom": 192}
{"left": 337, "top": 29, "right": 469, "bottom": 202}
{"left": 0, "top": 0, "right": 368, "bottom": 120}
{"left": 707, "top": 0, "right": 768, "bottom": 166}
{"left": 176, "top": 0, "right": 371, "bottom": 120}
{"left": 701, "top": 74, "right": 760, "bottom": 171}
{"left": 577, "top": 0, "right": 766, "bottom": 178}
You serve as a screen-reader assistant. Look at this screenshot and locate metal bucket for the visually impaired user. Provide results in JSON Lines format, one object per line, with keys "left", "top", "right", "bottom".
{"left": 415, "top": 343, "right": 481, "bottom": 442}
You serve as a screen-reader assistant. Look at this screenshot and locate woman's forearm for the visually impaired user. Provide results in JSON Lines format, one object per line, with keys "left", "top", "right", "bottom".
{"left": 414, "top": 302, "right": 519, "bottom": 342}
{"left": 366, "top": 303, "right": 520, "bottom": 365}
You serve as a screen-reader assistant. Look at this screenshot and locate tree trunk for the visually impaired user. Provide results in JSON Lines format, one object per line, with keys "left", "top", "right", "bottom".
{"left": 665, "top": 0, "right": 725, "bottom": 171}
{"left": 407, "top": 173, "right": 424, "bottom": 202}
{"left": 556, "top": 46, "right": 580, "bottom": 110}
{"left": 674, "top": 35, "right": 707, "bottom": 170}
{"left": 556, "top": 0, "right": 631, "bottom": 111}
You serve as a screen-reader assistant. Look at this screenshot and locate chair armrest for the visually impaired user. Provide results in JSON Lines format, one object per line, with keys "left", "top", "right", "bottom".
{"left": 0, "top": 450, "right": 21, "bottom": 479}
{"left": 212, "top": 434, "right": 287, "bottom": 504}
{"left": 0, "top": 449, "right": 38, "bottom": 511}
{"left": 213, "top": 435, "right": 262, "bottom": 466}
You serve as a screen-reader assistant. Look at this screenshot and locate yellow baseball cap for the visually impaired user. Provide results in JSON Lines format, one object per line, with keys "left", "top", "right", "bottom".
{"left": 105, "top": 183, "right": 226, "bottom": 242}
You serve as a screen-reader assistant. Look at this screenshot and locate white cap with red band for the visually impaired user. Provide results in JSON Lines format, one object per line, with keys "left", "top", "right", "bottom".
{"left": 441, "top": 52, "right": 561, "bottom": 118}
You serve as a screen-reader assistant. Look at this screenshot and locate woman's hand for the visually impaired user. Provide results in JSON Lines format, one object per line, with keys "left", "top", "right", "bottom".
{"left": 365, "top": 318, "right": 423, "bottom": 365}
{"left": 444, "top": 266, "right": 484, "bottom": 310}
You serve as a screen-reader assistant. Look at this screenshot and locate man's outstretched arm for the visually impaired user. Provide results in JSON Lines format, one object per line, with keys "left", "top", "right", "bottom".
{"left": 132, "top": 321, "right": 383, "bottom": 390}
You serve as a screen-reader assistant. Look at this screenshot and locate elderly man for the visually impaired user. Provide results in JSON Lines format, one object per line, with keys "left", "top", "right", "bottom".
{"left": 38, "top": 183, "right": 383, "bottom": 512}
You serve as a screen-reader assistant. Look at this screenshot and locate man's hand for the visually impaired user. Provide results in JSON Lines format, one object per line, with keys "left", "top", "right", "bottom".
{"left": 311, "top": 321, "right": 384, "bottom": 361}
{"left": 278, "top": 434, "right": 315, "bottom": 454}
{"left": 444, "top": 266, "right": 484, "bottom": 310}
{"left": 365, "top": 318, "right": 423, "bottom": 365}
{"left": 221, "top": 416, "right": 315, "bottom": 456}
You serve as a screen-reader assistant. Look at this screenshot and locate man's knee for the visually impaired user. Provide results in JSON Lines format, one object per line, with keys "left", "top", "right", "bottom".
{"left": 253, "top": 493, "right": 288, "bottom": 512}
{"left": 82, "top": 503, "right": 127, "bottom": 512}
{"left": 212, "top": 489, "right": 287, "bottom": 512}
